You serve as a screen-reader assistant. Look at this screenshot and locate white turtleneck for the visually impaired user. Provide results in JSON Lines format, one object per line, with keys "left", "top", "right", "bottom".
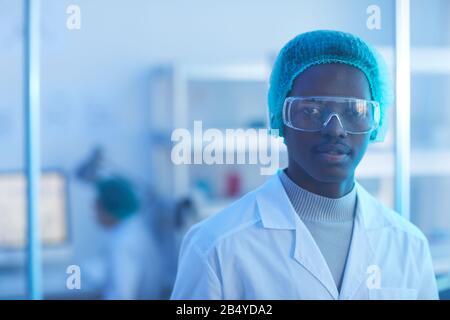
{"left": 279, "top": 169, "right": 357, "bottom": 292}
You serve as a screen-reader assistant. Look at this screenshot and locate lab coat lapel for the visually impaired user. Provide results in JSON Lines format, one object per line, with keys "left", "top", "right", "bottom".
{"left": 256, "top": 173, "right": 339, "bottom": 299}
{"left": 293, "top": 217, "right": 339, "bottom": 299}
{"left": 338, "top": 182, "right": 382, "bottom": 300}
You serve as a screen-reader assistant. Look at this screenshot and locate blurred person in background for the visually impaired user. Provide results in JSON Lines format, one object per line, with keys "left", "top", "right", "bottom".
{"left": 77, "top": 149, "right": 163, "bottom": 299}
{"left": 93, "top": 176, "right": 162, "bottom": 299}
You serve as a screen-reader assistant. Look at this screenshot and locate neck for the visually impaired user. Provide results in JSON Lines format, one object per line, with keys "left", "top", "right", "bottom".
{"left": 286, "top": 161, "right": 355, "bottom": 199}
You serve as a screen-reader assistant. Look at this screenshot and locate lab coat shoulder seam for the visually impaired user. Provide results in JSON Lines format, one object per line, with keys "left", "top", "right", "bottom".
{"left": 196, "top": 217, "right": 263, "bottom": 258}
{"left": 210, "top": 217, "right": 262, "bottom": 250}
{"left": 363, "top": 190, "right": 427, "bottom": 243}
{"left": 378, "top": 207, "right": 427, "bottom": 243}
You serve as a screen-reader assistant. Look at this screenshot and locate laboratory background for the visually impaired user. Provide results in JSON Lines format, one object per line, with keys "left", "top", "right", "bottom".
{"left": 1, "top": 0, "right": 450, "bottom": 299}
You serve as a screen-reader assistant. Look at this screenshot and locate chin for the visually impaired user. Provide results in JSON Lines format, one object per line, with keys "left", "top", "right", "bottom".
{"left": 312, "top": 168, "right": 351, "bottom": 183}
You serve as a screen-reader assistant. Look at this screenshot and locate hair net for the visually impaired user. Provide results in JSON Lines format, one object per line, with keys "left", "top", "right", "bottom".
{"left": 96, "top": 176, "right": 140, "bottom": 220}
{"left": 268, "top": 30, "right": 393, "bottom": 142}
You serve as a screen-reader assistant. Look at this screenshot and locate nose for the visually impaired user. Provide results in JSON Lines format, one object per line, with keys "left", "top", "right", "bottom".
{"left": 321, "top": 114, "right": 347, "bottom": 138}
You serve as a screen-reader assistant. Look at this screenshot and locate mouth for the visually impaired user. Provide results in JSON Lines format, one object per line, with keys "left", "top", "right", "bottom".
{"left": 313, "top": 144, "right": 351, "bottom": 164}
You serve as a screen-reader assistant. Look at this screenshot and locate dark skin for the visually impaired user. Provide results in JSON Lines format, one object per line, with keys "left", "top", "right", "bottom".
{"left": 284, "top": 63, "right": 373, "bottom": 199}
{"left": 95, "top": 200, "right": 119, "bottom": 228}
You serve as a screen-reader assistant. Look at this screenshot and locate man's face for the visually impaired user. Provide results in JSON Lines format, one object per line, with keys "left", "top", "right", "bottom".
{"left": 284, "top": 63, "right": 372, "bottom": 184}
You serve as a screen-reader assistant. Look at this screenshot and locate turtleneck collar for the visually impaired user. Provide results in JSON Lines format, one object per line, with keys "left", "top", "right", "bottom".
{"left": 279, "top": 170, "right": 356, "bottom": 222}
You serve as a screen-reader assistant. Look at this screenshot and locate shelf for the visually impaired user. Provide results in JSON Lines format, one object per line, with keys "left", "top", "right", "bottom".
{"left": 411, "top": 47, "right": 450, "bottom": 74}
{"left": 410, "top": 149, "right": 450, "bottom": 176}
{"left": 378, "top": 46, "right": 450, "bottom": 74}
{"left": 358, "top": 149, "right": 450, "bottom": 178}
{"left": 173, "top": 64, "right": 271, "bottom": 81}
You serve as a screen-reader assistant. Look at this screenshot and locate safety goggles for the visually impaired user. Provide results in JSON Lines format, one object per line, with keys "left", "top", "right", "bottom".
{"left": 282, "top": 96, "right": 381, "bottom": 134}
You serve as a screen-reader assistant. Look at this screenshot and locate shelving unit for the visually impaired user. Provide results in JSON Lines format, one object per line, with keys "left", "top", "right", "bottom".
{"left": 149, "top": 63, "right": 273, "bottom": 201}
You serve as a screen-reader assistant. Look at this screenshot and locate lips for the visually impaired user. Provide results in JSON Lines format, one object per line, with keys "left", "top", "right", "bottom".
{"left": 313, "top": 143, "right": 351, "bottom": 165}
{"left": 314, "top": 143, "right": 351, "bottom": 155}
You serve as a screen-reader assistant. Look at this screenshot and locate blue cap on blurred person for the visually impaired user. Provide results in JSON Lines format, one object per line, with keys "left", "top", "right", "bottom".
{"left": 268, "top": 30, "right": 393, "bottom": 142}
{"left": 96, "top": 176, "right": 140, "bottom": 220}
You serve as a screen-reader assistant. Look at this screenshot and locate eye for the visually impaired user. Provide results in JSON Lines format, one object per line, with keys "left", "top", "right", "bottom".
{"left": 302, "top": 106, "right": 321, "bottom": 117}
{"left": 347, "top": 105, "right": 367, "bottom": 118}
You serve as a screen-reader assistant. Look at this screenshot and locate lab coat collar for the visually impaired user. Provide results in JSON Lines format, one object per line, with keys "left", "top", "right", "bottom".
{"left": 256, "top": 171, "right": 385, "bottom": 231}
{"left": 255, "top": 171, "right": 297, "bottom": 230}
{"left": 338, "top": 182, "right": 378, "bottom": 299}
{"left": 255, "top": 172, "right": 384, "bottom": 299}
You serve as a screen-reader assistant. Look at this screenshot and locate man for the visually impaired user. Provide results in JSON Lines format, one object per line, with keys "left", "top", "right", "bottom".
{"left": 87, "top": 176, "right": 162, "bottom": 299}
{"left": 170, "top": 30, "right": 438, "bottom": 300}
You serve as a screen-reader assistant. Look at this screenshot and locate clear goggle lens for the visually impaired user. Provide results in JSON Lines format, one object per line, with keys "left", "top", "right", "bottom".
{"left": 283, "top": 96, "right": 380, "bottom": 134}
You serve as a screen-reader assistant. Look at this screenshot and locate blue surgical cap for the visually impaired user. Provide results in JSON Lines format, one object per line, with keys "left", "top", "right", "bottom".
{"left": 268, "top": 30, "right": 393, "bottom": 142}
{"left": 96, "top": 176, "right": 140, "bottom": 221}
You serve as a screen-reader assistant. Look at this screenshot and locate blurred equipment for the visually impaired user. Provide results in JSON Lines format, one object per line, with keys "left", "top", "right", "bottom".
{"left": 225, "top": 171, "right": 241, "bottom": 198}
{"left": 76, "top": 146, "right": 104, "bottom": 183}
{"left": 0, "top": 171, "right": 68, "bottom": 249}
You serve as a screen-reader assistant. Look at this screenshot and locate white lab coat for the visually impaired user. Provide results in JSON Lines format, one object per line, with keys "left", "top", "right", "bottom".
{"left": 171, "top": 171, "right": 439, "bottom": 300}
